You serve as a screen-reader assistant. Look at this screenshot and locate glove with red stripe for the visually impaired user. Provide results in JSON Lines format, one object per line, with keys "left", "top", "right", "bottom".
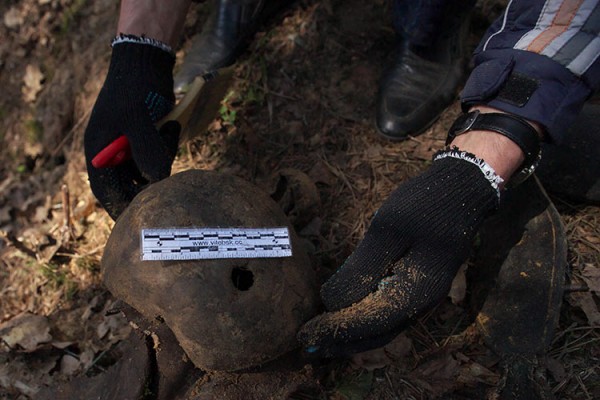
{"left": 84, "top": 35, "right": 180, "bottom": 220}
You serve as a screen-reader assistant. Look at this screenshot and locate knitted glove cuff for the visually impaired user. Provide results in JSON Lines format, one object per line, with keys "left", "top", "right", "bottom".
{"left": 112, "top": 33, "right": 174, "bottom": 56}
{"left": 106, "top": 35, "right": 176, "bottom": 92}
{"left": 433, "top": 147, "right": 503, "bottom": 199}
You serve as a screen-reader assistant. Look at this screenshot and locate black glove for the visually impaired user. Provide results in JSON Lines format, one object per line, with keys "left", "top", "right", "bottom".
{"left": 298, "top": 150, "right": 499, "bottom": 357}
{"left": 84, "top": 38, "right": 179, "bottom": 220}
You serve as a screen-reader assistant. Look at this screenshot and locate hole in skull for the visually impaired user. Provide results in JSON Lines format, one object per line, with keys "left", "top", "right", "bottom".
{"left": 231, "top": 267, "right": 254, "bottom": 291}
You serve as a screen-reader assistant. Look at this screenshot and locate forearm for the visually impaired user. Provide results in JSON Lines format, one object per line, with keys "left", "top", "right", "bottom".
{"left": 449, "top": 105, "right": 543, "bottom": 189}
{"left": 117, "top": 0, "right": 192, "bottom": 48}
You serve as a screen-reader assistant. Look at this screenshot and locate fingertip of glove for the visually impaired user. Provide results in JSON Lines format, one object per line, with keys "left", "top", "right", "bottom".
{"left": 296, "top": 321, "right": 329, "bottom": 358}
{"left": 131, "top": 144, "right": 173, "bottom": 183}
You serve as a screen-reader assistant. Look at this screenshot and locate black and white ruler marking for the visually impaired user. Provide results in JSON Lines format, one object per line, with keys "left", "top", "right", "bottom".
{"left": 141, "top": 227, "right": 292, "bottom": 261}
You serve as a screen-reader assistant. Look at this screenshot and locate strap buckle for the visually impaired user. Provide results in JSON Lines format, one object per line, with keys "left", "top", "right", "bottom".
{"left": 446, "top": 110, "right": 480, "bottom": 145}
{"left": 445, "top": 110, "right": 542, "bottom": 186}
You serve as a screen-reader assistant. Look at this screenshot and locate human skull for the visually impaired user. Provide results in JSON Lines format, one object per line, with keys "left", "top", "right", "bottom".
{"left": 102, "top": 170, "right": 319, "bottom": 371}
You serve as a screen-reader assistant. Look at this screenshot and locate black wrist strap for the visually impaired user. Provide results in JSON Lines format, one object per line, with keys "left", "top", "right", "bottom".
{"left": 446, "top": 111, "right": 541, "bottom": 185}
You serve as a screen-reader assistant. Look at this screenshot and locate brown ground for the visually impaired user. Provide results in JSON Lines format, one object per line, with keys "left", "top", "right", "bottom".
{"left": 1, "top": 0, "right": 599, "bottom": 399}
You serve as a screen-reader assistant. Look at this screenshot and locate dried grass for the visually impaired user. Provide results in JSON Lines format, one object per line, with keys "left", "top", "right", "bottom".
{"left": 0, "top": 0, "right": 598, "bottom": 398}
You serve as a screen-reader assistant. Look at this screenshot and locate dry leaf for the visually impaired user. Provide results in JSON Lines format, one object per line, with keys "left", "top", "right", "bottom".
{"left": 51, "top": 341, "right": 74, "bottom": 349}
{"left": 96, "top": 312, "right": 131, "bottom": 344}
{"left": 383, "top": 332, "right": 413, "bottom": 360}
{"left": 0, "top": 355, "right": 57, "bottom": 397}
{"left": 350, "top": 347, "right": 389, "bottom": 371}
{"left": 96, "top": 319, "right": 110, "bottom": 339}
{"left": 584, "top": 235, "right": 600, "bottom": 244}
{"left": 79, "top": 348, "right": 95, "bottom": 371}
{"left": 334, "top": 370, "right": 373, "bottom": 400}
{"left": 22, "top": 64, "right": 45, "bottom": 102}
{"left": 365, "top": 144, "right": 383, "bottom": 159}
{"left": 458, "top": 361, "right": 499, "bottom": 386}
{"left": 3, "top": 7, "right": 23, "bottom": 29}
{"left": 568, "top": 292, "right": 600, "bottom": 326}
{"left": 581, "top": 263, "right": 600, "bottom": 293}
{"left": 410, "top": 352, "right": 460, "bottom": 397}
{"left": 546, "top": 357, "right": 567, "bottom": 382}
{"left": 60, "top": 354, "right": 80, "bottom": 375}
{"left": 308, "top": 160, "right": 337, "bottom": 186}
{"left": 418, "top": 353, "right": 460, "bottom": 378}
{"left": 448, "top": 264, "right": 467, "bottom": 305}
{"left": 0, "top": 312, "right": 52, "bottom": 352}
{"left": 412, "top": 138, "right": 442, "bottom": 161}
{"left": 350, "top": 333, "right": 413, "bottom": 371}
{"left": 13, "top": 380, "right": 38, "bottom": 397}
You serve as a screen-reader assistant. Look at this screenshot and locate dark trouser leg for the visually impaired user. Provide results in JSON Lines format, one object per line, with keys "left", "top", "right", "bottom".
{"left": 376, "top": 0, "right": 475, "bottom": 140}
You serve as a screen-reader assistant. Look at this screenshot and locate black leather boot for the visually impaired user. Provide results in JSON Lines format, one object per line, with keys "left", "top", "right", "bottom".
{"left": 376, "top": 9, "right": 471, "bottom": 141}
{"left": 174, "top": 0, "right": 287, "bottom": 95}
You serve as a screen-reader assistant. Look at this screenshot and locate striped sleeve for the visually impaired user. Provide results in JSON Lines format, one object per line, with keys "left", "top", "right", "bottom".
{"left": 460, "top": 0, "right": 600, "bottom": 143}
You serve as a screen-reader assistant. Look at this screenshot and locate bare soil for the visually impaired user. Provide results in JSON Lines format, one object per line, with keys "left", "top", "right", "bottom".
{"left": 1, "top": 0, "right": 599, "bottom": 399}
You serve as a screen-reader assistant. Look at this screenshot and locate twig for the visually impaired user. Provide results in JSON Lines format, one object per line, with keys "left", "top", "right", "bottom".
{"left": 564, "top": 284, "right": 589, "bottom": 293}
{"left": 552, "top": 375, "right": 570, "bottom": 394}
{"left": 567, "top": 337, "right": 600, "bottom": 351}
{"left": 575, "top": 373, "right": 593, "bottom": 400}
{"left": 320, "top": 155, "right": 357, "bottom": 201}
{"left": 326, "top": 37, "right": 367, "bottom": 58}
{"left": 278, "top": 67, "right": 296, "bottom": 85}
{"left": 407, "top": 136, "right": 425, "bottom": 144}
{"left": 384, "top": 369, "right": 395, "bottom": 393}
{"left": 442, "top": 314, "right": 466, "bottom": 347}
{"left": 558, "top": 336, "right": 600, "bottom": 357}
{"left": 61, "top": 184, "right": 76, "bottom": 242}
{"left": 55, "top": 245, "right": 103, "bottom": 259}
{"left": 577, "top": 217, "right": 600, "bottom": 232}
{"left": 417, "top": 318, "right": 440, "bottom": 349}
{"left": 577, "top": 238, "right": 600, "bottom": 253}
{"left": 266, "top": 90, "right": 300, "bottom": 101}
{"left": 49, "top": 106, "right": 93, "bottom": 159}
{"left": 63, "top": 349, "right": 80, "bottom": 359}
{"left": 267, "top": 96, "right": 274, "bottom": 125}
{"left": 88, "top": 349, "right": 109, "bottom": 373}
{"left": 561, "top": 325, "right": 599, "bottom": 334}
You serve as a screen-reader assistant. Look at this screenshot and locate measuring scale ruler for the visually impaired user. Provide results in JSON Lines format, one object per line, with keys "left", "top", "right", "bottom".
{"left": 141, "top": 227, "right": 293, "bottom": 261}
